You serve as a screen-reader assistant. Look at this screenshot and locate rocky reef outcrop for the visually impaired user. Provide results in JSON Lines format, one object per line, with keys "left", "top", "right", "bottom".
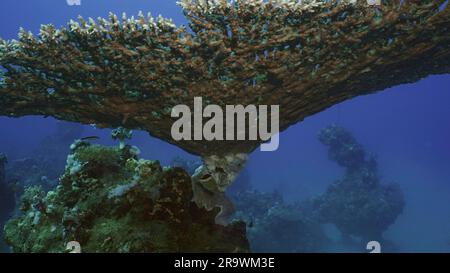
{"left": 3, "top": 143, "right": 249, "bottom": 253}
{"left": 312, "top": 125, "right": 405, "bottom": 242}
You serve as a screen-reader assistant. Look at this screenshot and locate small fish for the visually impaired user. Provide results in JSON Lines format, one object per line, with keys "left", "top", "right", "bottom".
{"left": 81, "top": 136, "right": 100, "bottom": 141}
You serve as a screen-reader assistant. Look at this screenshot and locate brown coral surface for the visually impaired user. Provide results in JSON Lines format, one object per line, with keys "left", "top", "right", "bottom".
{"left": 1, "top": 0, "right": 449, "bottom": 156}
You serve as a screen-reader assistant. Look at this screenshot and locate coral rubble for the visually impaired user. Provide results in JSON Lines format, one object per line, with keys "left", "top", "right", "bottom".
{"left": 312, "top": 125, "right": 405, "bottom": 241}
{"left": 3, "top": 143, "right": 249, "bottom": 253}
{"left": 0, "top": 0, "right": 449, "bottom": 161}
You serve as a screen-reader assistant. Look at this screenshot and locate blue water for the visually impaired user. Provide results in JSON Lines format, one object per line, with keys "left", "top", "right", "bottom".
{"left": 1, "top": 0, "right": 450, "bottom": 252}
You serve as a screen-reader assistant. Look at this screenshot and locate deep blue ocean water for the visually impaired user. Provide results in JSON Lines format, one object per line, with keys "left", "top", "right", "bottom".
{"left": 1, "top": 0, "right": 450, "bottom": 252}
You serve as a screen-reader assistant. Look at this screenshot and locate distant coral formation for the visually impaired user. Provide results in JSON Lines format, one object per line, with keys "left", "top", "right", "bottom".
{"left": 5, "top": 122, "right": 84, "bottom": 192}
{"left": 233, "top": 190, "right": 328, "bottom": 253}
{"left": 312, "top": 125, "right": 405, "bottom": 242}
{"left": 4, "top": 142, "right": 249, "bottom": 253}
{"left": 33, "top": 122, "right": 85, "bottom": 180}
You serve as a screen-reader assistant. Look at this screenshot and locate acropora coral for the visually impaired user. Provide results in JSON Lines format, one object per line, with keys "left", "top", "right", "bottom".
{"left": 3, "top": 142, "right": 249, "bottom": 253}
{"left": 312, "top": 125, "right": 405, "bottom": 242}
{"left": 0, "top": 1, "right": 449, "bottom": 191}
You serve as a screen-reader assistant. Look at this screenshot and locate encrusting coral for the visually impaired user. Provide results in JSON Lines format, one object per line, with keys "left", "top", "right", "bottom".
{"left": 3, "top": 142, "right": 249, "bottom": 253}
{"left": 1, "top": 0, "right": 449, "bottom": 191}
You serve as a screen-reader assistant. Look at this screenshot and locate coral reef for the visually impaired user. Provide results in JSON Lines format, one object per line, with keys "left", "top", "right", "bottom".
{"left": 5, "top": 122, "right": 84, "bottom": 191}
{"left": 233, "top": 190, "right": 328, "bottom": 253}
{"left": 33, "top": 122, "right": 84, "bottom": 180}
{"left": 312, "top": 125, "right": 405, "bottom": 242}
{"left": 0, "top": 0, "right": 449, "bottom": 161}
{"left": 6, "top": 158, "right": 55, "bottom": 191}
{"left": 3, "top": 143, "right": 249, "bottom": 253}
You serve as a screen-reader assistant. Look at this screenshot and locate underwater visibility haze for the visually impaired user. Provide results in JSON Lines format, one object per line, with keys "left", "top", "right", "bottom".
{"left": 0, "top": 0, "right": 450, "bottom": 253}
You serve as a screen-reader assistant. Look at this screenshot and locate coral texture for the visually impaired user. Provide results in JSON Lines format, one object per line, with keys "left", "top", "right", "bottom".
{"left": 3, "top": 143, "right": 249, "bottom": 253}
{"left": 0, "top": 1, "right": 449, "bottom": 157}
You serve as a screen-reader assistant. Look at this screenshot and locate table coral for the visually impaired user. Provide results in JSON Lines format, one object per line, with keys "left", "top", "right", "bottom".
{"left": 1, "top": 1, "right": 449, "bottom": 155}
{"left": 0, "top": 0, "right": 449, "bottom": 189}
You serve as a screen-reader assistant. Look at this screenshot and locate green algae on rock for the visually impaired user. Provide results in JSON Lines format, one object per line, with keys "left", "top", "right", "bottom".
{"left": 3, "top": 142, "right": 249, "bottom": 253}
